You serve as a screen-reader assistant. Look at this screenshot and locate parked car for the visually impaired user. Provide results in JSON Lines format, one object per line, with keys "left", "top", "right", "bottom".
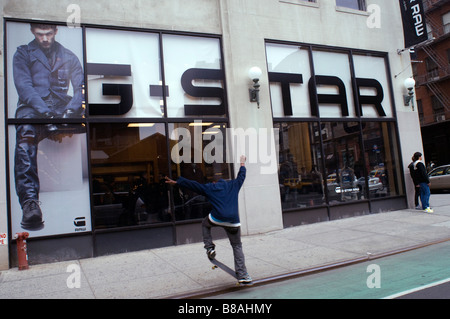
{"left": 327, "top": 176, "right": 359, "bottom": 201}
{"left": 356, "top": 176, "right": 384, "bottom": 194}
{"left": 428, "top": 164, "right": 450, "bottom": 191}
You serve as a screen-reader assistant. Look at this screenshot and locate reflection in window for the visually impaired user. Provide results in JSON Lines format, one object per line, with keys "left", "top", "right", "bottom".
{"left": 168, "top": 122, "right": 231, "bottom": 221}
{"left": 276, "top": 122, "right": 325, "bottom": 209}
{"left": 336, "top": 0, "right": 366, "bottom": 11}
{"left": 323, "top": 121, "right": 403, "bottom": 202}
{"left": 90, "top": 123, "right": 169, "bottom": 229}
{"left": 322, "top": 122, "right": 362, "bottom": 203}
{"left": 362, "top": 122, "right": 403, "bottom": 198}
{"left": 276, "top": 121, "right": 404, "bottom": 210}
{"left": 163, "top": 35, "right": 225, "bottom": 118}
{"left": 429, "top": 167, "right": 445, "bottom": 176}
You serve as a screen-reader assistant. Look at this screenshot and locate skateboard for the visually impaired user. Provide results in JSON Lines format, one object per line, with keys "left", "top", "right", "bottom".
{"left": 209, "top": 258, "right": 253, "bottom": 286}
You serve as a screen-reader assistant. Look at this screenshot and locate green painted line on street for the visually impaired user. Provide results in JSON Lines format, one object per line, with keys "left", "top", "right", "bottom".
{"left": 209, "top": 241, "right": 450, "bottom": 299}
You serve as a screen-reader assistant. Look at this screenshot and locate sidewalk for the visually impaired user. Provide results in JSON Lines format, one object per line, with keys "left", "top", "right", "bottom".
{"left": 1, "top": 194, "right": 449, "bottom": 299}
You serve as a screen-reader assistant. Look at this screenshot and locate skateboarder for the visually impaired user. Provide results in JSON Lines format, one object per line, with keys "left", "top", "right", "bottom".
{"left": 165, "top": 155, "right": 252, "bottom": 284}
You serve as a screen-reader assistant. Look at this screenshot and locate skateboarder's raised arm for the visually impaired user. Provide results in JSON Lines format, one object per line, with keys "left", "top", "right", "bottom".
{"left": 176, "top": 177, "right": 209, "bottom": 196}
{"left": 164, "top": 155, "right": 247, "bottom": 194}
{"left": 235, "top": 166, "right": 246, "bottom": 187}
{"left": 235, "top": 155, "right": 246, "bottom": 187}
{"left": 164, "top": 175, "right": 208, "bottom": 196}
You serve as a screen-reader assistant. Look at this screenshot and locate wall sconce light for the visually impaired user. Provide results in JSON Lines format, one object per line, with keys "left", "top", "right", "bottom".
{"left": 248, "top": 66, "right": 262, "bottom": 108}
{"left": 403, "top": 77, "right": 416, "bottom": 110}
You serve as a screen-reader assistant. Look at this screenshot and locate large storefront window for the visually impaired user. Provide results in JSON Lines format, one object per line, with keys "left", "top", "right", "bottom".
{"left": 275, "top": 120, "right": 404, "bottom": 210}
{"left": 361, "top": 122, "right": 403, "bottom": 198}
{"left": 168, "top": 122, "right": 230, "bottom": 221}
{"left": 267, "top": 41, "right": 404, "bottom": 214}
{"left": 163, "top": 35, "right": 225, "bottom": 118}
{"left": 276, "top": 122, "right": 325, "bottom": 209}
{"left": 266, "top": 44, "right": 311, "bottom": 118}
{"left": 85, "top": 28, "right": 163, "bottom": 118}
{"left": 322, "top": 122, "right": 362, "bottom": 203}
{"left": 90, "top": 123, "right": 169, "bottom": 228}
{"left": 5, "top": 19, "right": 228, "bottom": 243}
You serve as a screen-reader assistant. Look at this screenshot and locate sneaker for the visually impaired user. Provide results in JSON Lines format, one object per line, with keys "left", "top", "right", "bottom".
{"left": 206, "top": 247, "right": 216, "bottom": 260}
{"left": 21, "top": 200, "right": 44, "bottom": 231}
{"left": 424, "top": 207, "right": 434, "bottom": 213}
{"left": 238, "top": 274, "right": 253, "bottom": 285}
{"left": 415, "top": 205, "right": 421, "bottom": 210}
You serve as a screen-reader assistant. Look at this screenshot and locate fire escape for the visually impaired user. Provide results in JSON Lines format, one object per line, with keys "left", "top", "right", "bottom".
{"left": 414, "top": 0, "right": 450, "bottom": 122}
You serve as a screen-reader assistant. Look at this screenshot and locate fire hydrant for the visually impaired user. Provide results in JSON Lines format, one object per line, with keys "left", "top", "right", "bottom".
{"left": 14, "top": 232, "right": 29, "bottom": 270}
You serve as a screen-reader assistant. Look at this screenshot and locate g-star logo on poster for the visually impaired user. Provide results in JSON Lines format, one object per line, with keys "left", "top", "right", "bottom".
{"left": 74, "top": 217, "right": 86, "bottom": 231}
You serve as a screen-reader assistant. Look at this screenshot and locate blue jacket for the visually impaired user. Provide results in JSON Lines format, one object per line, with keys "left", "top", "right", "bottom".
{"left": 13, "top": 39, "right": 84, "bottom": 116}
{"left": 177, "top": 166, "right": 246, "bottom": 224}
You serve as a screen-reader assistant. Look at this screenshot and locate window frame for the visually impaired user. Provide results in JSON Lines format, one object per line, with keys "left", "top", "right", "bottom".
{"left": 265, "top": 40, "right": 405, "bottom": 215}
{"left": 335, "top": 0, "right": 366, "bottom": 11}
{"left": 4, "top": 18, "right": 231, "bottom": 239}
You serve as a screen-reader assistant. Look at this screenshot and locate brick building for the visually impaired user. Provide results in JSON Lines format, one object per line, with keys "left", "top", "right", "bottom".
{"left": 413, "top": 0, "right": 450, "bottom": 166}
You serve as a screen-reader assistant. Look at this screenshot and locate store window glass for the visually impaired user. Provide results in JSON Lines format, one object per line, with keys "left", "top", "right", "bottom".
{"left": 352, "top": 54, "right": 393, "bottom": 118}
{"left": 85, "top": 28, "right": 162, "bottom": 118}
{"left": 168, "top": 122, "right": 231, "bottom": 220}
{"left": 266, "top": 44, "right": 311, "bottom": 118}
{"left": 276, "top": 122, "right": 325, "bottom": 209}
{"left": 163, "top": 35, "right": 225, "bottom": 118}
{"left": 362, "top": 122, "right": 403, "bottom": 198}
{"left": 322, "top": 122, "right": 363, "bottom": 203}
{"left": 312, "top": 49, "right": 355, "bottom": 118}
{"left": 90, "top": 123, "right": 170, "bottom": 228}
{"left": 336, "top": 0, "right": 366, "bottom": 11}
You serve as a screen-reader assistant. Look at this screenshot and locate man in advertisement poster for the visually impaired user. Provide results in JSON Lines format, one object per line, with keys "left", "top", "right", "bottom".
{"left": 13, "top": 23, "right": 84, "bottom": 231}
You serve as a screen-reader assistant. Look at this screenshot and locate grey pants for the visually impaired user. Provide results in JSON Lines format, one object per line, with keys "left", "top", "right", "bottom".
{"left": 202, "top": 216, "right": 248, "bottom": 279}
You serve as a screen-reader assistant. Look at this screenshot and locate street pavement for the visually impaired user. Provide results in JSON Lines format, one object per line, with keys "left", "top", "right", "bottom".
{"left": 0, "top": 194, "right": 449, "bottom": 299}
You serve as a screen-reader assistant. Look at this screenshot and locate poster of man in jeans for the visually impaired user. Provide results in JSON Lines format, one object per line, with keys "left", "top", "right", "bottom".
{"left": 7, "top": 22, "right": 90, "bottom": 236}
